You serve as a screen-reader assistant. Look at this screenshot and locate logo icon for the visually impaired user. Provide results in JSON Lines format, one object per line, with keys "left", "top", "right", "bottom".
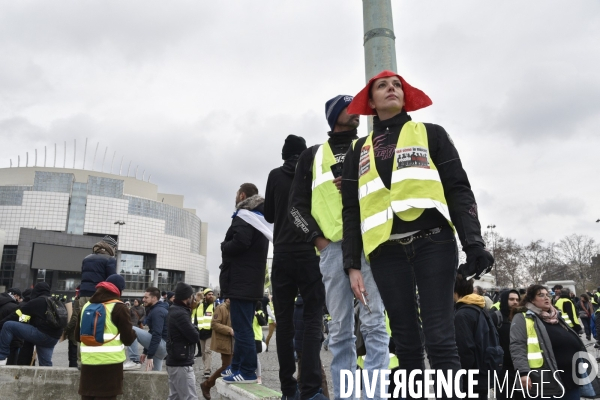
{"left": 572, "top": 351, "right": 598, "bottom": 385}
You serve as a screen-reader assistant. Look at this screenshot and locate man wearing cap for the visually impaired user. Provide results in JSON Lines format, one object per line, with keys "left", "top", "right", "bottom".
{"left": 77, "top": 274, "right": 137, "bottom": 399}
{"left": 265, "top": 134, "right": 328, "bottom": 400}
{"left": 289, "top": 96, "right": 388, "bottom": 400}
{"left": 341, "top": 70, "right": 493, "bottom": 398}
{"left": 192, "top": 287, "right": 215, "bottom": 378}
{"left": 166, "top": 282, "right": 200, "bottom": 400}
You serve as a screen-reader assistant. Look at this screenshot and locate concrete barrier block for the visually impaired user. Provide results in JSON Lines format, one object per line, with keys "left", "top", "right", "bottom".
{"left": 0, "top": 366, "right": 169, "bottom": 400}
{"left": 215, "top": 377, "right": 282, "bottom": 400}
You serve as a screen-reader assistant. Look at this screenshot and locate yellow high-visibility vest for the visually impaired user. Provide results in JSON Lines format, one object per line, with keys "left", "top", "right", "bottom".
{"left": 192, "top": 302, "right": 214, "bottom": 331}
{"left": 358, "top": 122, "right": 453, "bottom": 257}
{"left": 523, "top": 313, "right": 544, "bottom": 368}
{"left": 555, "top": 298, "right": 580, "bottom": 328}
{"left": 490, "top": 302, "right": 500, "bottom": 311}
{"left": 311, "top": 142, "right": 343, "bottom": 242}
{"left": 268, "top": 302, "right": 275, "bottom": 324}
{"left": 80, "top": 301, "right": 125, "bottom": 365}
{"left": 16, "top": 309, "right": 31, "bottom": 323}
{"left": 253, "top": 311, "right": 265, "bottom": 341}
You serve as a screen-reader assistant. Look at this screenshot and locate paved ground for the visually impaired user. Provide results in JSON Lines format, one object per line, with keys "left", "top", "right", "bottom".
{"left": 46, "top": 328, "right": 600, "bottom": 399}
{"left": 50, "top": 327, "right": 335, "bottom": 398}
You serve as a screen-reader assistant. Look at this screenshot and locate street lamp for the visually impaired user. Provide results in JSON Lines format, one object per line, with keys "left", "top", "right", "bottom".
{"left": 487, "top": 224, "right": 498, "bottom": 285}
{"left": 114, "top": 221, "right": 125, "bottom": 269}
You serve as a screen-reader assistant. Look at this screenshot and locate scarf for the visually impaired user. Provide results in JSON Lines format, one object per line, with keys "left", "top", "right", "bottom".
{"left": 232, "top": 209, "right": 274, "bottom": 242}
{"left": 526, "top": 302, "right": 559, "bottom": 324}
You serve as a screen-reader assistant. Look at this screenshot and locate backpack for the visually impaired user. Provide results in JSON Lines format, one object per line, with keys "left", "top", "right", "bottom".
{"left": 44, "top": 296, "right": 68, "bottom": 329}
{"left": 80, "top": 300, "right": 122, "bottom": 346}
{"left": 459, "top": 305, "right": 504, "bottom": 384}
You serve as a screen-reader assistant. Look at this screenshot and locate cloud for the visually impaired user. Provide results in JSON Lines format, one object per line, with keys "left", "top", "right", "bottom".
{"left": 1, "top": 0, "right": 600, "bottom": 285}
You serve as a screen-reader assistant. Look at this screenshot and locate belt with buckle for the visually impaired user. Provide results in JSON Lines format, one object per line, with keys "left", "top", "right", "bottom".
{"left": 388, "top": 226, "right": 443, "bottom": 245}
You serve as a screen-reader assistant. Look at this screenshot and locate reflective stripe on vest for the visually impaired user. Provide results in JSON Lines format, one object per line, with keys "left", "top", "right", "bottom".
{"left": 311, "top": 142, "right": 343, "bottom": 242}
{"left": 358, "top": 122, "right": 454, "bottom": 257}
{"left": 555, "top": 298, "right": 579, "bottom": 328}
{"left": 268, "top": 302, "right": 275, "bottom": 323}
{"left": 80, "top": 302, "right": 125, "bottom": 365}
{"left": 524, "top": 314, "right": 544, "bottom": 368}
{"left": 195, "top": 303, "right": 214, "bottom": 331}
{"left": 16, "top": 309, "right": 31, "bottom": 323}
{"left": 253, "top": 311, "right": 265, "bottom": 341}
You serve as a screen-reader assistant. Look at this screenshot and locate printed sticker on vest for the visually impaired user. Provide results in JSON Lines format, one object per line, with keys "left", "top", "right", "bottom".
{"left": 359, "top": 145, "right": 371, "bottom": 177}
{"left": 396, "top": 147, "right": 430, "bottom": 169}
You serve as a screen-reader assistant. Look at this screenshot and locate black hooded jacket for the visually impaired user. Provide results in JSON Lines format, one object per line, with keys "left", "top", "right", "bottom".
{"left": 264, "top": 157, "right": 314, "bottom": 253}
{"left": 166, "top": 301, "right": 200, "bottom": 367}
{"left": 0, "top": 293, "right": 19, "bottom": 321}
{"left": 288, "top": 129, "right": 358, "bottom": 244}
{"left": 220, "top": 195, "right": 269, "bottom": 301}
{"left": 0, "top": 282, "right": 63, "bottom": 339}
{"left": 341, "top": 112, "right": 485, "bottom": 270}
{"left": 497, "top": 289, "right": 520, "bottom": 372}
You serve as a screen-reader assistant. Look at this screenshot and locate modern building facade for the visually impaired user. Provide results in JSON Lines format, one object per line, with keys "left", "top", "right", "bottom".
{"left": 0, "top": 167, "right": 208, "bottom": 298}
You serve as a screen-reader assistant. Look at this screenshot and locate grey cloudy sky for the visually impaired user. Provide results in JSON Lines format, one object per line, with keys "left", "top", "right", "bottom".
{"left": 1, "top": 1, "right": 599, "bottom": 286}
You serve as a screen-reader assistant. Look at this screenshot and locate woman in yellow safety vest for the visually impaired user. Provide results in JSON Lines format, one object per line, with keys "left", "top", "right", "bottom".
{"left": 341, "top": 70, "right": 494, "bottom": 394}
{"left": 510, "top": 285, "right": 586, "bottom": 400}
{"left": 77, "top": 274, "right": 137, "bottom": 400}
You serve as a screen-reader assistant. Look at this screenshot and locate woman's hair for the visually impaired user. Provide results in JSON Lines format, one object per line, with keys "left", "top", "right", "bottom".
{"left": 581, "top": 293, "right": 590, "bottom": 303}
{"left": 511, "top": 284, "right": 548, "bottom": 319}
{"left": 454, "top": 274, "right": 474, "bottom": 298}
{"left": 133, "top": 299, "right": 140, "bottom": 306}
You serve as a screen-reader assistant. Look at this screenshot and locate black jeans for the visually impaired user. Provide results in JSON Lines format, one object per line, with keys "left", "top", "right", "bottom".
{"left": 581, "top": 316, "right": 591, "bottom": 338}
{"left": 369, "top": 226, "right": 461, "bottom": 400}
{"left": 272, "top": 250, "right": 325, "bottom": 400}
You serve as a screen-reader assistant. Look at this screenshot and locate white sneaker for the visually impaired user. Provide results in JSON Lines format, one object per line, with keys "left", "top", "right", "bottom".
{"left": 0, "top": 358, "right": 7, "bottom": 366}
{"left": 123, "top": 360, "right": 141, "bottom": 370}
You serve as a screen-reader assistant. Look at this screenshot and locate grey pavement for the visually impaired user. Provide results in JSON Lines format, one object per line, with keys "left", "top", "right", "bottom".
{"left": 40, "top": 328, "right": 600, "bottom": 399}
{"left": 50, "top": 327, "right": 335, "bottom": 398}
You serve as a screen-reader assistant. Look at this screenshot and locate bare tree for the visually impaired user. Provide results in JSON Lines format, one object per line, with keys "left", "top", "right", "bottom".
{"left": 494, "top": 237, "right": 525, "bottom": 288}
{"left": 557, "top": 234, "right": 599, "bottom": 292}
{"left": 522, "top": 240, "right": 546, "bottom": 284}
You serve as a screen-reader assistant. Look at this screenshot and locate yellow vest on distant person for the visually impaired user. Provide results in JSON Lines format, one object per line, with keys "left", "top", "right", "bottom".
{"left": 554, "top": 298, "right": 580, "bottom": 328}
{"left": 192, "top": 302, "right": 214, "bottom": 331}
{"left": 358, "top": 122, "right": 453, "bottom": 257}
{"left": 311, "top": 142, "right": 343, "bottom": 242}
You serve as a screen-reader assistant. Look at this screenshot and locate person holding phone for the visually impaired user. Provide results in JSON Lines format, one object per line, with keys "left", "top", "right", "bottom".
{"left": 289, "top": 94, "right": 388, "bottom": 400}
{"left": 341, "top": 70, "right": 493, "bottom": 399}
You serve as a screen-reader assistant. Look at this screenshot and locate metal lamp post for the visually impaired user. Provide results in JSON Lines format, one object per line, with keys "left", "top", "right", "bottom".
{"left": 114, "top": 221, "right": 125, "bottom": 270}
{"left": 487, "top": 224, "right": 497, "bottom": 285}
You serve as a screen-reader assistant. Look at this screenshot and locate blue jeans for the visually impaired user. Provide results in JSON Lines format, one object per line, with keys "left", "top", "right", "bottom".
{"left": 368, "top": 226, "right": 461, "bottom": 400}
{"left": 133, "top": 326, "right": 167, "bottom": 371}
{"left": 230, "top": 299, "right": 257, "bottom": 376}
{"left": 0, "top": 321, "right": 58, "bottom": 366}
{"left": 127, "top": 338, "right": 140, "bottom": 362}
{"left": 320, "top": 241, "right": 389, "bottom": 400}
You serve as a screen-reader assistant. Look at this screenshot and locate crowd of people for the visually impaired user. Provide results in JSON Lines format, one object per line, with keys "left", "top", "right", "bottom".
{"left": 0, "top": 69, "right": 598, "bottom": 400}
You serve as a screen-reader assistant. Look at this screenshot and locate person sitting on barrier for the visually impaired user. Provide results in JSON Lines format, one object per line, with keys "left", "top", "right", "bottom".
{"left": 134, "top": 286, "right": 169, "bottom": 371}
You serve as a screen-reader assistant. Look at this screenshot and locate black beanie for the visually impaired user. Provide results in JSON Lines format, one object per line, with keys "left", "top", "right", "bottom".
{"left": 325, "top": 95, "right": 353, "bottom": 131}
{"left": 174, "top": 282, "right": 194, "bottom": 301}
{"left": 282, "top": 135, "right": 307, "bottom": 160}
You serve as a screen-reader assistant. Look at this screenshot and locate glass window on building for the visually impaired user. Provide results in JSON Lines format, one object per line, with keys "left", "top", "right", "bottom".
{"left": 152, "top": 269, "right": 185, "bottom": 292}
{"left": 119, "top": 253, "right": 153, "bottom": 291}
{"left": 0, "top": 246, "right": 18, "bottom": 288}
{"left": 36, "top": 269, "right": 47, "bottom": 284}
{"left": 55, "top": 271, "right": 79, "bottom": 291}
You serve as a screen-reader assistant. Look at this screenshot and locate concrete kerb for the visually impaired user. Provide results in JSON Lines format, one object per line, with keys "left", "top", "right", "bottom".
{"left": 0, "top": 366, "right": 169, "bottom": 400}
{"left": 215, "top": 377, "right": 282, "bottom": 400}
